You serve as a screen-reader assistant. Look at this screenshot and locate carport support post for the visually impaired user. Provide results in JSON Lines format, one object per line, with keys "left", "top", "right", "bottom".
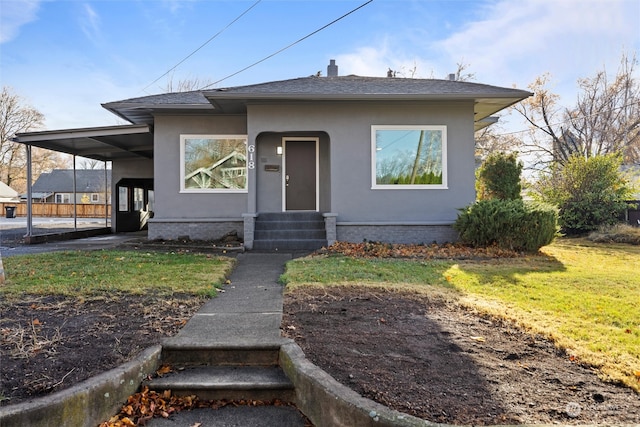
{"left": 73, "top": 155, "right": 77, "bottom": 230}
{"left": 104, "top": 162, "right": 108, "bottom": 228}
{"left": 25, "top": 144, "right": 33, "bottom": 238}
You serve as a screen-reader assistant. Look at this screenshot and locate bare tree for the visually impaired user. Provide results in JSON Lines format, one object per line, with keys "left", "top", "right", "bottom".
{"left": 475, "top": 124, "right": 522, "bottom": 161}
{"left": 1, "top": 87, "right": 44, "bottom": 187}
{"left": 0, "top": 86, "right": 69, "bottom": 193}
{"left": 514, "top": 53, "right": 640, "bottom": 169}
{"left": 76, "top": 157, "right": 106, "bottom": 170}
{"left": 454, "top": 60, "right": 476, "bottom": 82}
{"left": 164, "top": 75, "right": 214, "bottom": 93}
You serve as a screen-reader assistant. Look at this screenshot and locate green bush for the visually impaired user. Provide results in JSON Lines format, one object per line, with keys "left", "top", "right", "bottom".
{"left": 534, "top": 154, "right": 634, "bottom": 235}
{"left": 476, "top": 152, "right": 523, "bottom": 200}
{"left": 454, "top": 199, "right": 558, "bottom": 252}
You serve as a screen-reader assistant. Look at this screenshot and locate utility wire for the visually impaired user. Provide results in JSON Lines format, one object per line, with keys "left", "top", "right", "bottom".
{"left": 198, "top": 0, "right": 374, "bottom": 90}
{"left": 142, "top": 0, "right": 262, "bottom": 94}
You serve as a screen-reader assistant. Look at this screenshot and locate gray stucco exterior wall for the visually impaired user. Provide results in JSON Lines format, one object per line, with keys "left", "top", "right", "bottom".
{"left": 146, "top": 101, "right": 475, "bottom": 243}
{"left": 148, "top": 114, "right": 247, "bottom": 240}
{"left": 248, "top": 100, "right": 475, "bottom": 220}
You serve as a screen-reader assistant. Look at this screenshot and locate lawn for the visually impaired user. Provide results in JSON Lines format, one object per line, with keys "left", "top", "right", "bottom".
{"left": 0, "top": 250, "right": 235, "bottom": 298}
{"left": 280, "top": 238, "right": 640, "bottom": 392}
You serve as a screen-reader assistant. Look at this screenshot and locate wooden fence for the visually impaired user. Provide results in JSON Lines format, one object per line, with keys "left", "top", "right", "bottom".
{"left": 1, "top": 202, "right": 111, "bottom": 218}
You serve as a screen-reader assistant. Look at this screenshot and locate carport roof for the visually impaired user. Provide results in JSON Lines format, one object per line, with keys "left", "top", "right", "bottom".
{"left": 13, "top": 124, "right": 153, "bottom": 162}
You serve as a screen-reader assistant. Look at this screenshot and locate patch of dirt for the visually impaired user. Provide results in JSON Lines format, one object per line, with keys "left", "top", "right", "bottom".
{"left": 0, "top": 294, "right": 206, "bottom": 405}
{"left": 282, "top": 287, "right": 640, "bottom": 425}
{"left": 2, "top": 239, "right": 639, "bottom": 425}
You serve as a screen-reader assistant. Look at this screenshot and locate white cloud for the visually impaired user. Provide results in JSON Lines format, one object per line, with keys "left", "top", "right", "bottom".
{"left": 436, "top": 0, "right": 640, "bottom": 93}
{"left": 335, "top": 38, "right": 441, "bottom": 79}
{"left": 338, "top": 0, "right": 639, "bottom": 107}
{"left": 0, "top": 0, "right": 41, "bottom": 44}
{"left": 79, "top": 3, "right": 102, "bottom": 44}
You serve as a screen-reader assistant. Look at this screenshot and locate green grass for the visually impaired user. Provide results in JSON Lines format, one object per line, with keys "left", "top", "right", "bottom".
{"left": 281, "top": 238, "right": 640, "bottom": 392}
{"left": 1, "top": 250, "right": 235, "bottom": 298}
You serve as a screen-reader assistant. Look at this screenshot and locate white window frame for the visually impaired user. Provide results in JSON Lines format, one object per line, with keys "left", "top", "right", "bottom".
{"left": 371, "top": 125, "right": 448, "bottom": 190}
{"left": 55, "top": 193, "right": 71, "bottom": 203}
{"left": 180, "top": 134, "right": 248, "bottom": 193}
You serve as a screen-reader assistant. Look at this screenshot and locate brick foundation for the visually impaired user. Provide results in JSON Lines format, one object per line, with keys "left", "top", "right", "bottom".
{"left": 336, "top": 223, "right": 458, "bottom": 244}
{"left": 148, "top": 219, "right": 243, "bottom": 241}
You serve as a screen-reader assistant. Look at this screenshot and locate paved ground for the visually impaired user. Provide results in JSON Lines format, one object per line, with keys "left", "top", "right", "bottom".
{"left": 145, "top": 252, "right": 309, "bottom": 426}
{"left": 0, "top": 217, "right": 127, "bottom": 257}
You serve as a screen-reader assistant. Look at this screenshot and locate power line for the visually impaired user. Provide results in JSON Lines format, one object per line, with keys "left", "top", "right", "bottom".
{"left": 142, "top": 0, "right": 262, "bottom": 94}
{"left": 198, "top": 0, "right": 374, "bottom": 90}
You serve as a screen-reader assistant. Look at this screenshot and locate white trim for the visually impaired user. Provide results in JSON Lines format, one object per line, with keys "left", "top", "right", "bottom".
{"left": 180, "top": 134, "right": 248, "bottom": 193}
{"left": 371, "top": 125, "right": 448, "bottom": 190}
{"left": 281, "top": 137, "right": 320, "bottom": 212}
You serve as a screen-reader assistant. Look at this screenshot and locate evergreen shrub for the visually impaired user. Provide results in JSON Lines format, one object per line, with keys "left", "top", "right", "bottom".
{"left": 454, "top": 199, "right": 558, "bottom": 252}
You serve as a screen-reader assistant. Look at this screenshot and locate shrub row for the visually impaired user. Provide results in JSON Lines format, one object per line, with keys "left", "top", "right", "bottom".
{"left": 454, "top": 199, "right": 558, "bottom": 252}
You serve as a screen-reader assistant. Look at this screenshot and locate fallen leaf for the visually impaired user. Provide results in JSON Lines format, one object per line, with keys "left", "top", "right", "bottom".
{"left": 470, "top": 336, "right": 486, "bottom": 342}
{"left": 32, "top": 319, "right": 42, "bottom": 326}
{"left": 191, "top": 423, "right": 202, "bottom": 427}
{"left": 633, "top": 370, "right": 640, "bottom": 378}
{"left": 156, "top": 365, "right": 173, "bottom": 376}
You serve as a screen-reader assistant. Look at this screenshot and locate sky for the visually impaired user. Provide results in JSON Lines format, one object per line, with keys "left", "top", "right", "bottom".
{"left": 1, "top": 0, "right": 639, "bottom": 133}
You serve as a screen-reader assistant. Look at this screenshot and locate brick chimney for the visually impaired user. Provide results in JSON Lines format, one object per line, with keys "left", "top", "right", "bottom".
{"left": 327, "top": 59, "right": 338, "bottom": 77}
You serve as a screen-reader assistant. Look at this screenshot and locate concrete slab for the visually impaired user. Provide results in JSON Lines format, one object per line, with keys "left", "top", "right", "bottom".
{"left": 201, "top": 285, "right": 284, "bottom": 313}
{"left": 165, "top": 313, "right": 284, "bottom": 346}
{"left": 144, "top": 406, "right": 308, "bottom": 427}
{"left": 148, "top": 366, "right": 292, "bottom": 390}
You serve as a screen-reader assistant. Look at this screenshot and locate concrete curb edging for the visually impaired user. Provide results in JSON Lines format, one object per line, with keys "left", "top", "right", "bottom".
{"left": 279, "top": 340, "right": 444, "bottom": 427}
{"left": 0, "top": 346, "right": 162, "bottom": 427}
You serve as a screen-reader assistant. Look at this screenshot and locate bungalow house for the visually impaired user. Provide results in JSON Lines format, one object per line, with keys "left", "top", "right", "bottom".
{"left": 23, "top": 169, "right": 111, "bottom": 204}
{"left": 0, "top": 182, "right": 20, "bottom": 203}
{"left": 14, "top": 61, "right": 532, "bottom": 249}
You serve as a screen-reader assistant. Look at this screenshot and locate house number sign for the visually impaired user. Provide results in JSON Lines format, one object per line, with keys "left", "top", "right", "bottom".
{"left": 247, "top": 144, "right": 256, "bottom": 169}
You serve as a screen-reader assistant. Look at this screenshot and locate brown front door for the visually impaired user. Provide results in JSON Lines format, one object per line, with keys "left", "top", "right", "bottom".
{"left": 284, "top": 139, "right": 317, "bottom": 211}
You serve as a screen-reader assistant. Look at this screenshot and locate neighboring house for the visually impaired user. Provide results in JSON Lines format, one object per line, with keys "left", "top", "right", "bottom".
{"left": 0, "top": 182, "right": 20, "bottom": 203}
{"left": 24, "top": 169, "right": 111, "bottom": 205}
{"left": 14, "top": 61, "right": 532, "bottom": 247}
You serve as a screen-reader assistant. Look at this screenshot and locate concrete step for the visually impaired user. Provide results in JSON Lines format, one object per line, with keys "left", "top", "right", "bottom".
{"left": 253, "top": 212, "right": 327, "bottom": 251}
{"left": 257, "top": 212, "right": 323, "bottom": 222}
{"left": 254, "top": 229, "right": 326, "bottom": 240}
{"left": 144, "top": 366, "right": 295, "bottom": 401}
{"left": 161, "top": 343, "right": 283, "bottom": 367}
{"left": 252, "top": 239, "right": 327, "bottom": 251}
{"left": 254, "top": 220, "right": 324, "bottom": 231}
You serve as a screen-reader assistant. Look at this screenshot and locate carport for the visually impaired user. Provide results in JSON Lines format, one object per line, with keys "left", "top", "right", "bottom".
{"left": 12, "top": 124, "right": 153, "bottom": 242}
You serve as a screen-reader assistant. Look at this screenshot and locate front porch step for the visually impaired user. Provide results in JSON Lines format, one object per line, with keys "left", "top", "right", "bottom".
{"left": 160, "top": 343, "right": 283, "bottom": 367}
{"left": 144, "top": 366, "right": 295, "bottom": 401}
{"left": 252, "top": 212, "right": 327, "bottom": 251}
{"left": 252, "top": 239, "right": 327, "bottom": 251}
{"left": 254, "top": 229, "right": 326, "bottom": 240}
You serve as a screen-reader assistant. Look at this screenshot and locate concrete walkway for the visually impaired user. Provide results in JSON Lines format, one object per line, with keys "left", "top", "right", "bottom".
{"left": 1, "top": 235, "right": 428, "bottom": 426}
{"left": 146, "top": 252, "right": 310, "bottom": 426}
